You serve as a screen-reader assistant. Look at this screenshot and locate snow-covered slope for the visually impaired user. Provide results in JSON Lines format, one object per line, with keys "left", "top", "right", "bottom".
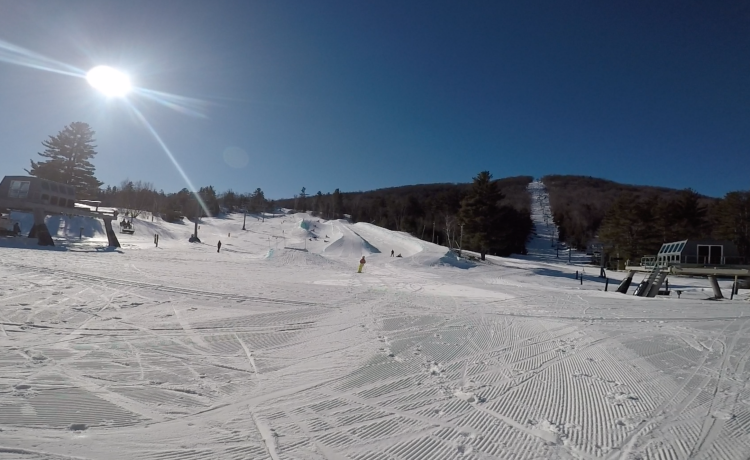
{"left": 1, "top": 208, "right": 748, "bottom": 459}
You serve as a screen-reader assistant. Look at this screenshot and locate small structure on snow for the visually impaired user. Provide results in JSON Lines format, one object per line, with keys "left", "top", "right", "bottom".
{"left": 0, "top": 175, "right": 120, "bottom": 247}
{"left": 620, "top": 239, "right": 748, "bottom": 299}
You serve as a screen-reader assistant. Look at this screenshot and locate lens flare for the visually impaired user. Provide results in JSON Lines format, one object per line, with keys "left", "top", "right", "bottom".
{"left": 223, "top": 146, "right": 249, "bottom": 169}
{"left": 86, "top": 66, "right": 131, "bottom": 97}
{"left": 0, "top": 39, "right": 211, "bottom": 212}
{"left": 124, "top": 101, "right": 211, "bottom": 217}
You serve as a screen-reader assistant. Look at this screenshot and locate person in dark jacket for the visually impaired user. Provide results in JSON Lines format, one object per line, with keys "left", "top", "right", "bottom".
{"left": 217, "top": 240, "right": 222, "bottom": 253}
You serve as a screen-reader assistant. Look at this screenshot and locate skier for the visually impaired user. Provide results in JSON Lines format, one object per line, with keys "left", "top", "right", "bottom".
{"left": 357, "top": 256, "right": 366, "bottom": 273}
{"left": 217, "top": 240, "right": 222, "bottom": 253}
{"left": 390, "top": 249, "right": 394, "bottom": 257}
{"left": 13, "top": 222, "right": 21, "bottom": 236}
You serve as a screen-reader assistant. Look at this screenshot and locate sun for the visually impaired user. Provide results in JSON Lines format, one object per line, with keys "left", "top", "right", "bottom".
{"left": 86, "top": 65, "right": 131, "bottom": 97}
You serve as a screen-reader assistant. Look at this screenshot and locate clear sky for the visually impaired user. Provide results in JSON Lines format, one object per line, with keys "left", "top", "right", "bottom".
{"left": 0, "top": 0, "right": 747, "bottom": 199}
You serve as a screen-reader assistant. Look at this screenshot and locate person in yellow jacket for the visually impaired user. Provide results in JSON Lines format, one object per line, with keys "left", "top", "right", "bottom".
{"left": 358, "top": 256, "right": 366, "bottom": 273}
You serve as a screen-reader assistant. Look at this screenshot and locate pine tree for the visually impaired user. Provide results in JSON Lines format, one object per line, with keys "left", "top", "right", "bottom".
{"left": 299, "top": 187, "right": 307, "bottom": 212}
{"left": 598, "top": 193, "right": 660, "bottom": 262}
{"left": 458, "top": 171, "right": 504, "bottom": 260}
{"left": 673, "top": 188, "right": 708, "bottom": 239}
{"left": 198, "top": 186, "right": 220, "bottom": 216}
{"left": 314, "top": 191, "right": 324, "bottom": 217}
{"left": 250, "top": 188, "right": 266, "bottom": 213}
{"left": 713, "top": 191, "right": 750, "bottom": 261}
{"left": 332, "top": 188, "right": 344, "bottom": 219}
{"left": 27, "top": 122, "right": 103, "bottom": 198}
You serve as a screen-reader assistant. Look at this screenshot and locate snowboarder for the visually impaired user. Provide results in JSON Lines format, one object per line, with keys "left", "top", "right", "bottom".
{"left": 217, "top": 240, "right": 222, "bottom": 253}
{"left": 390, "top": 249, "right": 394, "bottom": 257}
{"left": 13, "top": 222, "right": 21, "bottom": 236}
{"left": 358, "top": 256, "right": 366, "bottom": 273}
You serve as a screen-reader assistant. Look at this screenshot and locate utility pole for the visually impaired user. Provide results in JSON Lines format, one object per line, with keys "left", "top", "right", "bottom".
{"left": 432, "top": 221, "right": 435, "bottom": 243}
{"left": 242, "top": 210, "right": 247, "bottom": 230}
{"left": 194, "top": 200, "right": 200, "bottom": 240}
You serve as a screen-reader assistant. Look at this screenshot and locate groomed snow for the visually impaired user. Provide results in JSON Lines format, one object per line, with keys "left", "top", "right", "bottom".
{"left": 1, "top": 185, "right": 749, "bottom": 459}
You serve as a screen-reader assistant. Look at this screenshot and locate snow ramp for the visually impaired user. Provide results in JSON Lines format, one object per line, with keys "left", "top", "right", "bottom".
{"left": 323, "top": 220, "right": 380, "bottom": 258}
{"left": 350, "top": 222, "right": 424, "bottom": 258}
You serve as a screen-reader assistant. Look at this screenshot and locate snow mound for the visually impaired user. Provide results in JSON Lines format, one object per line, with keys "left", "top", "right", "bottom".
{"left": 434, "top": 250, "right": 476, "bottom": 269}
{"left": 351, "top": 222, "right": 423, "bottom": 257}
{"left": 323, "top": 221, "right": 380, "bottom": 258}
{"left": 264, "top": 247, "right": 338, "bottom": 267}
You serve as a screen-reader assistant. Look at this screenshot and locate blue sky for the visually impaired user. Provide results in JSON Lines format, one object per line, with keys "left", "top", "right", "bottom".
{"left": 0, "top": 0, "right": 747, "bottom": 199}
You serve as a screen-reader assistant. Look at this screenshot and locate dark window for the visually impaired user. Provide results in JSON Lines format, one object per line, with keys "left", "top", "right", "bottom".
{"left": 68, "top": 199, "right": 75, "bottom": 207}
{"left": 709, "top": 245, "right": 722, "bottom": 265}
{"left": 50, "top": 196, "right": 58, "bottom": 205}
{"left": 41, "top": 194, "right": 49, "bottom": 203}
{"left": 8, "top": 180, "right": 31, "bottom": 199}
{"left": 698, "top": 245, "right": 709, "bottom": 264}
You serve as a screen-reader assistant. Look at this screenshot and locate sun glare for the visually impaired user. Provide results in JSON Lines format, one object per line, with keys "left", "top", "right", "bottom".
{"left": 86, "top": 65, "right": 131, "bottom": 97}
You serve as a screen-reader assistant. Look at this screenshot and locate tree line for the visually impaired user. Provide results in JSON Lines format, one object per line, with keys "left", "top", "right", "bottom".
{"left": 21, "top": 122, "right": 536, "bottom": 258}
{"left": 275, "top": 174, "right": 534, "bottom": 259}
{"left": 544, "top": 175, "right": 750, "bottom": 264}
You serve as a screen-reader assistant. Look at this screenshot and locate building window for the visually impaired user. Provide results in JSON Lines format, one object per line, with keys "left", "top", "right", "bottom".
{"left": 41, "top": 194, "right": 49, "bottom": 204}
{"left": 50, "top": 196, "right": 58, "bottom": 206}
{"left": 8, "top": 180, "right": 31, "bottom": 199}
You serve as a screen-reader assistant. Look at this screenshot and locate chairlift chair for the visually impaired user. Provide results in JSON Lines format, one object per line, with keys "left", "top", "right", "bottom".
{"left": 120, "top": 216, "right": 135, "bottom": 234}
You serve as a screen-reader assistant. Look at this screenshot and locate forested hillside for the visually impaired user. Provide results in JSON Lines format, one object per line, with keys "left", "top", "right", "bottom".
{"left": 275, "top": 175, "right": 534, "bottom": 257}
{"left": 24, "top": 122, "right": 745, "bottom": 265}
{"left": 543, "top": 175, "right": 750, "bottom": 264}
{"left": 89, "top": 174, "right": 535, "bottom": 258}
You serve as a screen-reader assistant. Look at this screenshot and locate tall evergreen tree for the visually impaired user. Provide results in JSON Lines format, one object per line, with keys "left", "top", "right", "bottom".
{"left": 314, "top": 191, "right": 324, "bottom": 216}
{"left": 27, "top": 122, "right": 103, "bottom": 198}
{"left": 198, "top": 186, "right": 220, "bottom": 216}
{"left": 250, "top": 188, "right": 266, "bottom": 213}
{"left": 713, "top": 191, "right": 750, "bottom": 261}
{"left": 299, "top": 187, "right": 307, "bottom": 212}
{"left": 598, "top": 193, "right": 660, "bottom": 262}
{"left": 332, "top": 188, "right": 344, "bottom": 219}
{"left": 673, "top": 188, "right": 708, "bottom": 239}
{"left": 458, "top": 171, "right": 504, "bottom": 260}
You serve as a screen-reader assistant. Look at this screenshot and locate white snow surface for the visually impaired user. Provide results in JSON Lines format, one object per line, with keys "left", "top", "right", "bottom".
{"left": 1, "top": 187, "right": 750, "bottom": 459}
